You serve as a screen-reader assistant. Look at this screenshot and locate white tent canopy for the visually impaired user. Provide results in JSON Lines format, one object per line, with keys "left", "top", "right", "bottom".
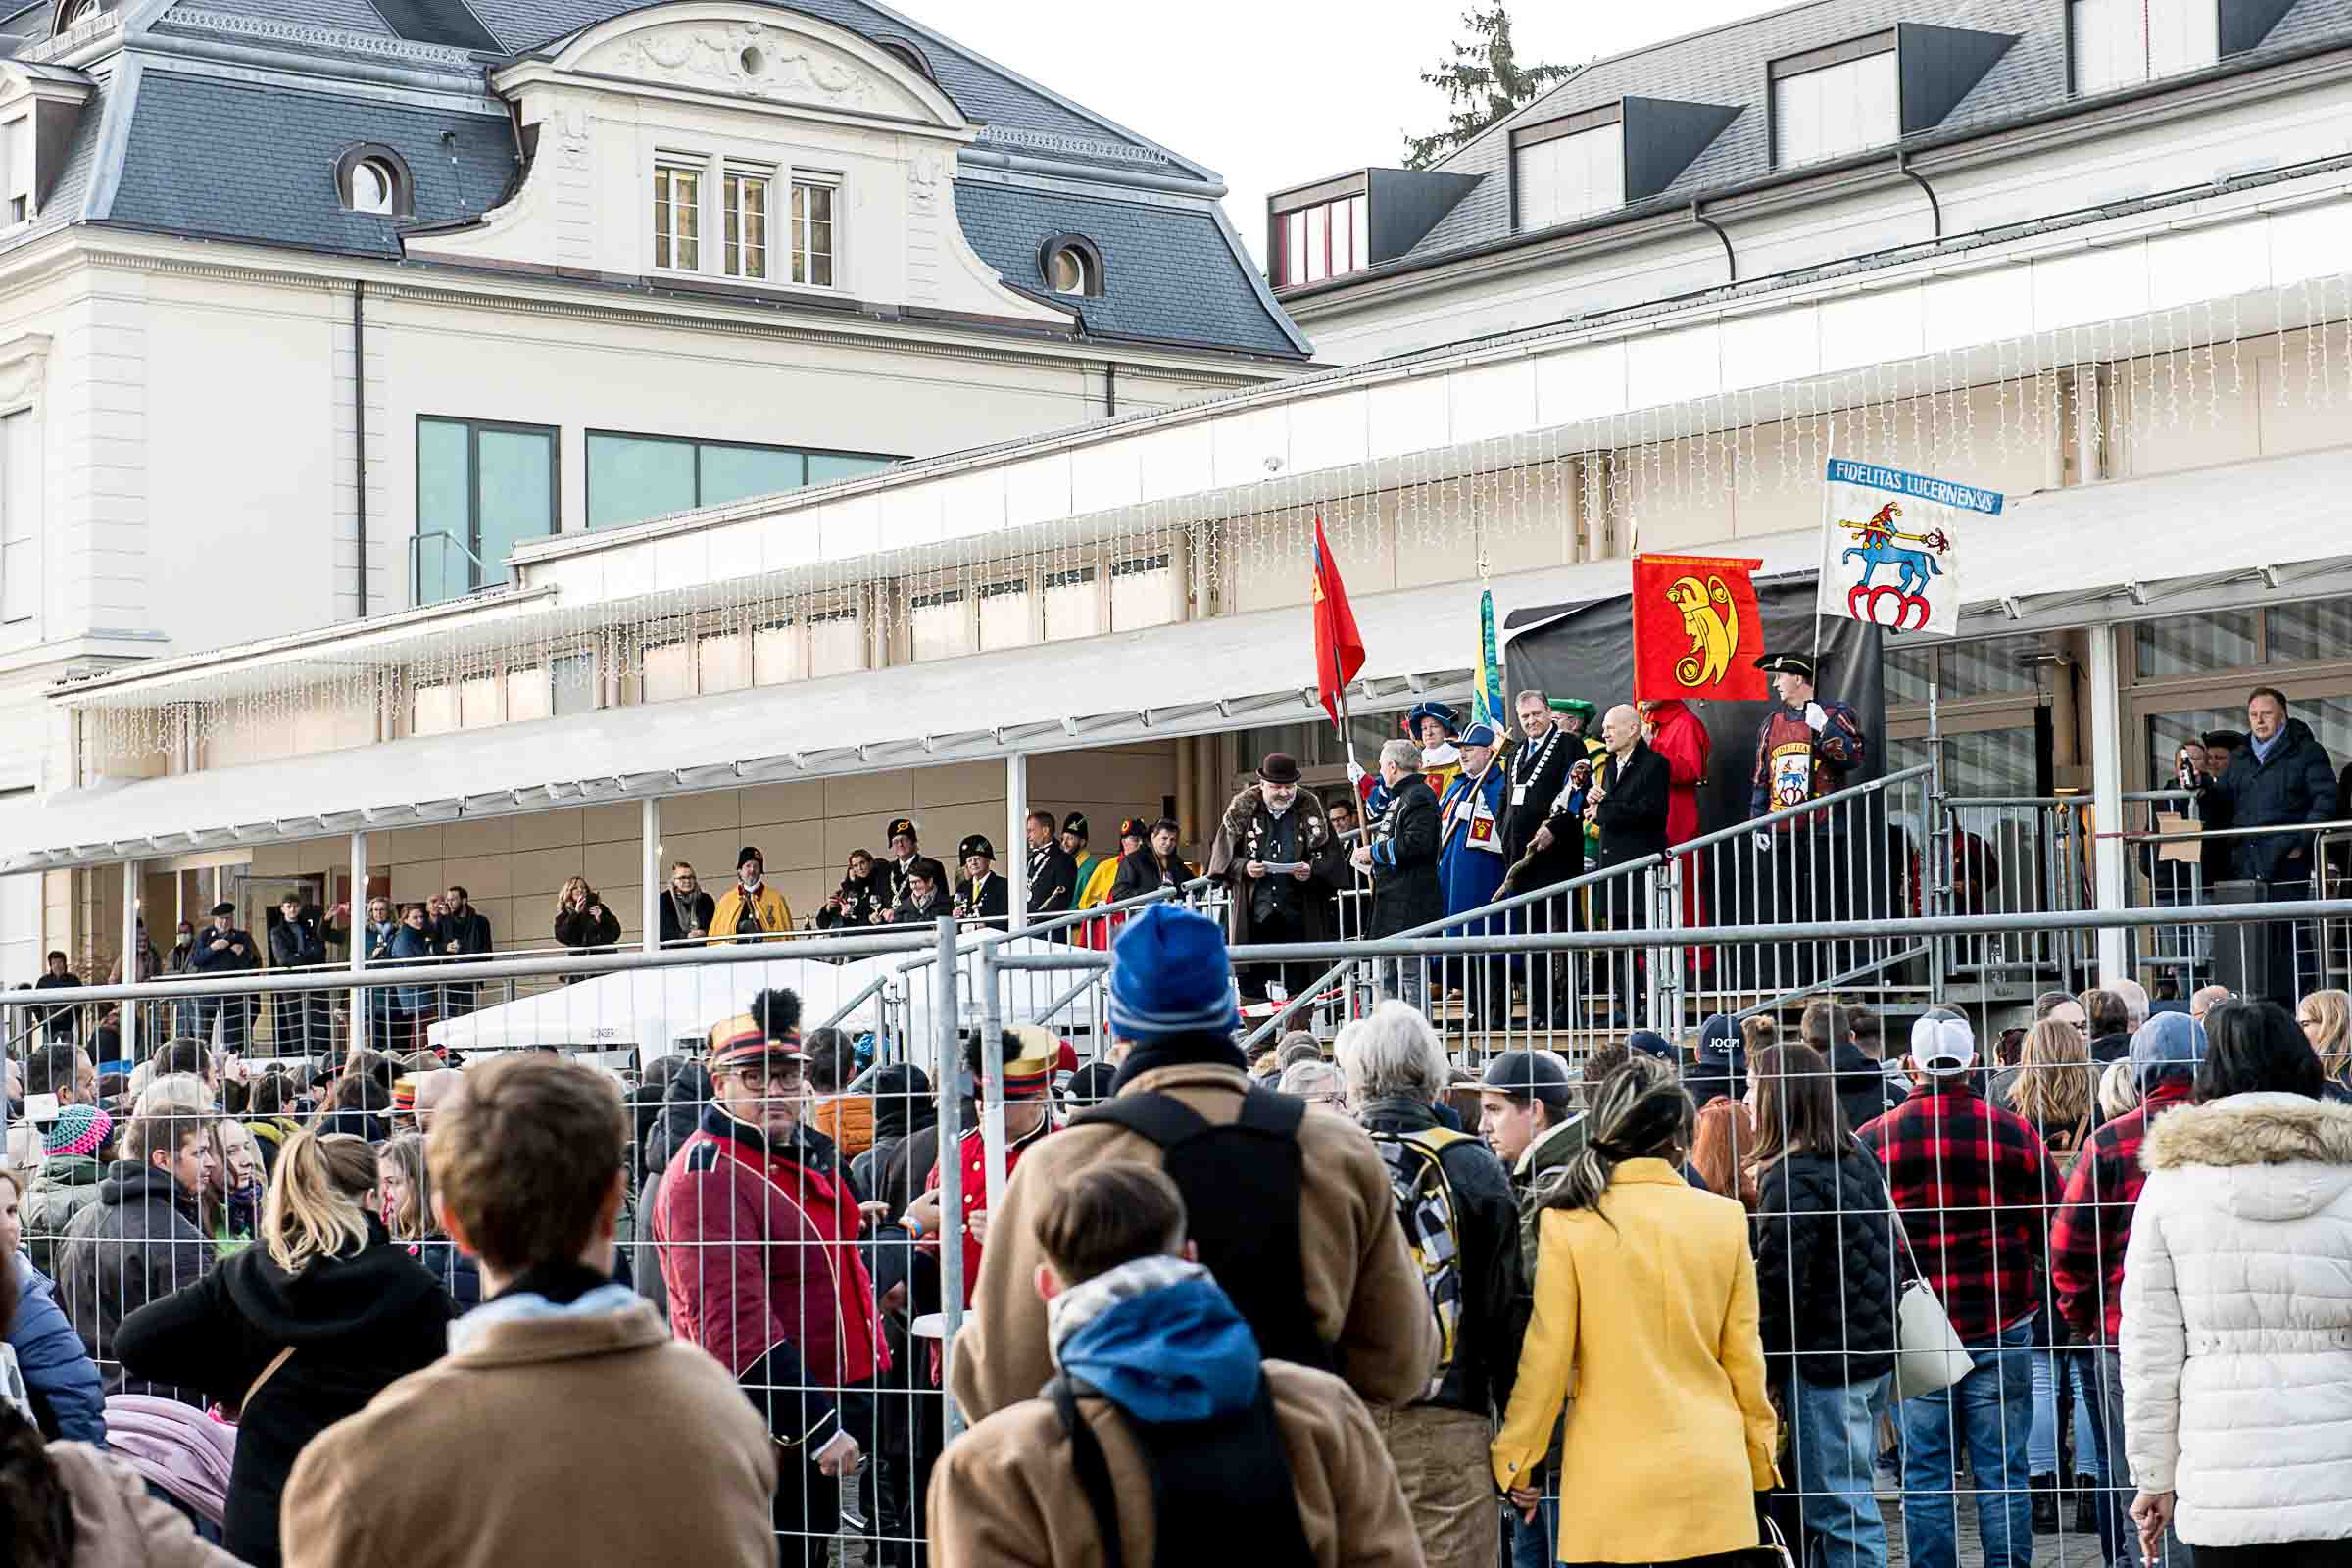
{"left": 426, "top": 938, "right": 1102, "bottom": 1062}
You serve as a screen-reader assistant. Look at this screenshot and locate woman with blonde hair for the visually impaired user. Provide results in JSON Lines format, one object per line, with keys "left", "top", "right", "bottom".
{"left": 2009, "top": 1017, "right": 2104, "bottom": 1529}
{"left": 112, "top": 1127, "right": 452, "bottom": 1568}
{"left": 2098, "top": 1058, "right": 2142, "bottom": 1121}
{"left": 1494, "top": 1054, "right": 1777, "bottom": 1564}
{"left": 2297, "top": 988, "right": 2351, "bottom": 1093}
{"left": 204, "top": 1117, "right": 265, "bottom": 1258}
{"left": 553, "top": 875, "right": 622, "bottom": 977}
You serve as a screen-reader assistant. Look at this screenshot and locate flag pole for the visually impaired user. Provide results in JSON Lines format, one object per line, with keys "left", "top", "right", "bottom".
{"left": 1811, "top": 457, "right": 1835, "bottom": 669}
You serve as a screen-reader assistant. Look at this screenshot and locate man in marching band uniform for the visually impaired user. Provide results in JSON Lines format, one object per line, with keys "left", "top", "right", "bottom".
{"left": 1438, "top": 722, "right": 1509, "bottom": 1031}
{"left": 912, "top": 1027, "right": 1060, "bottom": 1309}
{"left": 1746, "top": 651, "right": 1868, "bottom": 982}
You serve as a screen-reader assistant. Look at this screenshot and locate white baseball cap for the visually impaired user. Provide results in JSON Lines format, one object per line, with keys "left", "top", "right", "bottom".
{"left": 1910, "top": 1013, "right": 1978, "bottom": 1076}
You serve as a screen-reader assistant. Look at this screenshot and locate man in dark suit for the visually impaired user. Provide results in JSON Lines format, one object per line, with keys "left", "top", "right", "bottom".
{"left": 1502, "top": 689, "right": 1592, "bottom": 1028}
{"left": 1353, "top": 738, "right": 1442, "bottom": 1009}
{"left": 1021, "top": 809, "right": 1077, "bottom": 935}
{"left": 1591, "top": 702, "right": 1672, "bottom": 902}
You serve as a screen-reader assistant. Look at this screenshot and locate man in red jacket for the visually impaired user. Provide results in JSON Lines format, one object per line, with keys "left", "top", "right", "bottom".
{"left": 655, "top": 998, "right": 887, "bottom": 1566}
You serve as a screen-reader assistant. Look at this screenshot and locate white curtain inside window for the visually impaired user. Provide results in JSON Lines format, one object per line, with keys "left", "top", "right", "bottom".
{"left": 1516, "top": 123, "right": 1625, "bottom": 231}
{"left": 1773, "top": 51, "right": 1898, "bottom": 168}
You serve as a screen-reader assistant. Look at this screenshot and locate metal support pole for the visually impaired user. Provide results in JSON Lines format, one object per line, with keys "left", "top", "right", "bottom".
{"left": 1005, "top": 752, "right": 1029, "bottom": 933}
{"left": 348, "top": 831, "right": 368, "bottom": 1060}
{"left": 936, "top": 916, "right": 967, "bottom": 1441}
{"left": 977, "top": 938, "right": 1008, "bottom": 1212}
{"left": 1927, "top": 677, "right": 1950, "bottom": 1005}
{"left": 2086, "top": 622, "right": 2130, "bottom": 984}
{"left": 641, "top": 798, "right": 662, "bottom": 956}
{"left": 119, "top": 858, "right": 139, "bottom": 1063}
{"left": 1650, "top": 861, "right": 1682, "bottom": 1035}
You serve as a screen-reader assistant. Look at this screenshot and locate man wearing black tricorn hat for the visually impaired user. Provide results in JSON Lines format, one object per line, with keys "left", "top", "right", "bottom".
{"left": 953, "top": 834, "right": 1008, "bottom": 929}
{"left": 1747, "top": 651, "right": 1868, "bottom": 978}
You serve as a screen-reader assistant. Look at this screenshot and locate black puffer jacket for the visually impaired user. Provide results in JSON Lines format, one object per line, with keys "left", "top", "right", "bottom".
{"left": 113, "top": 1217, "right": 452, "bottom": 1568}
{"left": 1753, "top": 1147, "right": 1897, "bottom": 1388}
{"left": 2199, "top": 716, "right": 2338, "bottom": 882}
{"left": 1831, "top": 1042, "right": 1904, "bottom": 1137}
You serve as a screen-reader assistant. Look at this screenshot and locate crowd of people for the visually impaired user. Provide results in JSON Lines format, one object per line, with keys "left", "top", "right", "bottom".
{"left": 0, "top": 894, "right": 2342, "bottom": 1568}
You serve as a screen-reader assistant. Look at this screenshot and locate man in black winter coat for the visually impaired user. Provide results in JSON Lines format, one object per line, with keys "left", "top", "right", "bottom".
{"left": 269, "top": 894, "right": 342, "bottom": 1055}
{"left": 1354, "top": 741, "right": 1442, "bottom": 1005}
{"left": 56, "top": 1106, "right": 217, "bottom": 1402}
{"left": 2195, "top": 686, "right": 2337, "bottom": 998}
{"left": 1589, "top": 706, "right": 1672, "bottom": 973}
{"left": 432, "top": 885, "right": 493, "bottom": 1017}
{"left": 190, "top": 901, "right": 261, "bottom": 1052}
{"left": 1339, "top": 1001, "right": 1524, "bottom": 1568}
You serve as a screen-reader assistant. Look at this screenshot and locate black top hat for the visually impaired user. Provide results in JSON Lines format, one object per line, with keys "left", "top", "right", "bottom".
{"left": 887, "top": 818, "right": 917, "bottom": 842}
{"left": 1060, "top": 812, "right": 1089, "bottom": 839}
{"left": 958, "top": 834, "right": 995, "bottom": 862}
{"left": 1754, "top": 652, "right": 1817, "bottom": 681}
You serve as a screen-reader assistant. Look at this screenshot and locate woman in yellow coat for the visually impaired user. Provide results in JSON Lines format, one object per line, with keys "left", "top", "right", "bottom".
{"left": 1493, "top": 1055, "right": 1780, "bottom": 1565}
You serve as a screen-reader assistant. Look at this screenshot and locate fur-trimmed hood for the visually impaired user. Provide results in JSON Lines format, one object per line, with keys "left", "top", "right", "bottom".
{"left": 2142, "top": 1092, "right": 2352, "bottom": 1221}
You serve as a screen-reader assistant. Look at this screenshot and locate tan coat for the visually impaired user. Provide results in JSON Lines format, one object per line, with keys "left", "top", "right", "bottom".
{"left": 949, "top": 1061, "right": 1437, "bottom": 1421}
{"left": 928, "top": 1359, "right": 1426, "bottom": 1568}
{"left": 49, "top": 1443, "right": 247, "bottom": 1568}
{"left": 281, "top": 1298, "right": 776, "bottom": 1568}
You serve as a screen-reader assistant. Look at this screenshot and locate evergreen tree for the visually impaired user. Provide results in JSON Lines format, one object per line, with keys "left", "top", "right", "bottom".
{"left": 1405, "top": 4, "right": 1578, "bottom": 171}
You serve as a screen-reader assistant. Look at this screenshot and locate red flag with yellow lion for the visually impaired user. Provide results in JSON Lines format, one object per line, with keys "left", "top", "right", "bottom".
{"left": 1630, "top": 555, "right": 1767, "bottom": 703}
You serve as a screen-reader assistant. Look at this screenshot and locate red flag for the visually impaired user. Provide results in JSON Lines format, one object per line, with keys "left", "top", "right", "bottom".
{"left": 1631, "top": 554, "right": 1768, "bottom": 703}
{"left": 1310, "top": 516, "right": 1365, "bottom": 726}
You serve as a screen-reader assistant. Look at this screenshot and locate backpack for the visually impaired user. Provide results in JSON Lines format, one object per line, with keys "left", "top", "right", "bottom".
{"left": 1367, "top": 1125, "right": 1471, "bottom": 1401}
{"left": 1072, "top": 1088, "right": 1333, "bottom": 1374}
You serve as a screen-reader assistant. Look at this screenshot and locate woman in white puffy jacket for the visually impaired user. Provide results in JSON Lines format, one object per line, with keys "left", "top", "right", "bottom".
{"left": 2121, "top": 998, "right": 2352, "bottom": 1568}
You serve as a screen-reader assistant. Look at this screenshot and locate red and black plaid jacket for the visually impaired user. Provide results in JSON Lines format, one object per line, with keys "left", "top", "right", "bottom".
{"left": 2047, "top": 1076, "right": 2195, "bottom": 1344}
{"left": 1857, "top": 1076, "right": 2064, "bottom": 1342}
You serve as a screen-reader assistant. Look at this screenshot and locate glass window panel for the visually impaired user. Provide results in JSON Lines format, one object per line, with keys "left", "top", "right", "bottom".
{"left": 1943, "top": 634, "right": 2043, "bottom": 698}
{"left": 551, "top": 651, "right": 597, "bottom": 716}
{"left": 416, "top": 417, "right": 471, "bottom": 605}
{"left": 791, "top": 179, "right": 836, "bottom": 287}
{"left": 978, "top": 579, "right": 1033, "bottom": 651}
{"left": 507, "top": 666, "right": 552, "bottom": 723}
{"left": 674, "top": 168, "right": 700, "bottom": 270}
{"left": 699, "top": 443, "right": 805, "bottom": 507}
{"left": 807, "top": 452, "right": 895, "bottom": 484}
{"left": 753, "top": 619, "right": 803, "bottom": 684}
{"left": 1304, "top": 203, "right": 1328, "bottom": 284}
{"left": 2071, "top": 0, "right": 2140, "bottom": 92}
{"left": 2267, "top": 598, "right": 2352, "bottom": 664}
{"left": 2147, "top": 706, "right": 2252, "bottom": 788}
{"left": 643, "top": 640, "right": 693, "bottom": 703}
{"left": 1885, "top": 644, "right": 1936, "bottom": 707}
{"left": 698, "top": 632, "right": 748, "bottom": 694}
{"left": 2136, "top": 610, "right": 2257, "bottom": 678}
{"left": 724, "top": 172, "right": 768, "bottom": 280}
{"left": 1109, "top": 552, "right": 1175, "bottom": 629}
{"left": 808, "top": 607, "right": 863, "bottom": 676}
{"left": 411, "top": 682, "right": 457, "bottom": 736}
{"left": 1044, "top": 565, "right": 1100, "bottom": 641}
{"left": 2148, "top": 0, "right": 2219, "bottom": 79}
{"left": 1350, "top": 194, "right": 1368, "bottom": 274}
{"left": 910, "top": 589, "right": 970, "bottom": 661}
{"left": 473, "top": 426, "right": 555, "bottom": 588}
{"left": 1940, "top": 727, "right": 2037, "bottom": 799}
{"left": 1282, "top": 210, "right": 1306, "bottom": 287}
{"left": 588, "top": 433, "right": 696, "bottom": 530}
{"left": 459, "top": 673, "right": 502, "bottom": 728}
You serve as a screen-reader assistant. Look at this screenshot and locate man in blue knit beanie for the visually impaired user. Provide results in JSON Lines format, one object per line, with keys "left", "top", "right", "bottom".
{"left": 948, "top": 902, "right": 1436, "bottom": 1423}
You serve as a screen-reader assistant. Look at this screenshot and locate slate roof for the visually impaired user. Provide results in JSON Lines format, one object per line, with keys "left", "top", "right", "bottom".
{"left": 108, "top": 73, "right": 517, "bottom": 256}
{"left": 146, "top": 0, "right": 1204, "bottom": 177}
{"left": 955, "top": 180, "right": 1303, "bottom": 357}
{"left": 1365, "top": 0, "right": 2352, "bottom": 272}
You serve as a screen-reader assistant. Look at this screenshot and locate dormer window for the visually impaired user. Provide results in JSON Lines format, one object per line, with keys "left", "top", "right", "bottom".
{"left": 1514, "top": 107, "right": 1624, "bottom": 230}
{"left": 334, "top": 145, "right": 414, "bottom": 217}
{"left": 1771, "top": 34, "right": 1898, "bottom": 169}
{"left": 2070, "top": 0, "right": 2218, "bottom": 93}
{"left": 1040, "top": 234, "right": 1103, "bottom": 297}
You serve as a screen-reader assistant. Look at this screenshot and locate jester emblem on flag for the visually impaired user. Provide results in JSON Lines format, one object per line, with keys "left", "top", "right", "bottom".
{"left": 1817, "top": 459, "right": 2000, "bottom": 637}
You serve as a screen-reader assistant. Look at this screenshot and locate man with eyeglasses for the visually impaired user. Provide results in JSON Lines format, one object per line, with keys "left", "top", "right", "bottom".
{"left": 653, "top": 997, "right": 884, "bottom": 1567}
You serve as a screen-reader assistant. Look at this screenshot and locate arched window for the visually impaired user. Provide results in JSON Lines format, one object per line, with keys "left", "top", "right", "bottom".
{"left": 334, "top": 144, "right": 414, "bottom": 218}
{"left": 52, "top": 0, "right": 102, "bottom": 32}
{"left": 1039, "top": 233, "right": 1103, "bottom": 298}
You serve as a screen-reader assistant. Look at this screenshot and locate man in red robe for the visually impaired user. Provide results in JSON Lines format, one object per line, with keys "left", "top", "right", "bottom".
{"left": 1641, "top": 698, "right": 1713, "bottom": 943}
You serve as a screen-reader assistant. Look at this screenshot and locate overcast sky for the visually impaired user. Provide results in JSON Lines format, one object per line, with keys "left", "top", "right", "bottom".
{"left": 925, "top": 0, "right": 1796, "bottom": 265}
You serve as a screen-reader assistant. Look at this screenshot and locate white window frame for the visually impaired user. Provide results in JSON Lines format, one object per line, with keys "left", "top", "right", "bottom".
{"left": 2069, "top": 0, "right": 2219, "bottom": 95}
{"left": 721, "top": 161, "right": 773, "bottom": 282}
{"left": 788, "top": 171, "right": 842, "bottom": 290}
{"left": 0, "top": 113, "right": 29, "bottom": 227}
{"left": 651, "top": 155, "right": 707, "bottom": 274}
{"left": 1514, "top": 122, "right": 1625, "bottom": 232}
